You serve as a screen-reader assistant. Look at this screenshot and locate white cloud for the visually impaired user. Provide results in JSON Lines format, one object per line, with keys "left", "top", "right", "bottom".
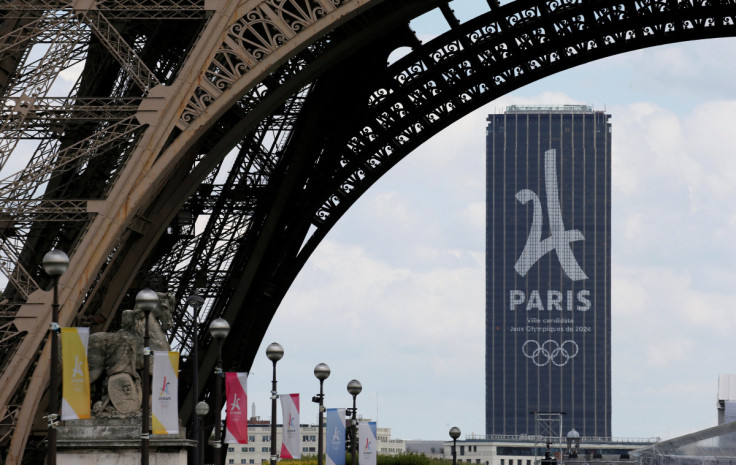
{"left": 249, "top": 235, "right": 486, "bottom": 439}
{"left": 612, "top": 102, "right": 702, "bottom": 196}
{"left": 644, "top": 338, "right": 694, "bottom": 367}
{"left": 285, "top": 240, "right": 484, "bottom": 342}
{"left": 685, "top": 100, "right": 736, "bottom": 198}
{"left": 622, "top": 212, "right": 645, "bottom": 244}
{"left": 59, "top": 61, "right": 85, "bottom": 84}
{"left": 464, "top": 201, "right": 485, "bottom": 231}
{"left": 362, "top": 191, "right": 421, "bottom": 232}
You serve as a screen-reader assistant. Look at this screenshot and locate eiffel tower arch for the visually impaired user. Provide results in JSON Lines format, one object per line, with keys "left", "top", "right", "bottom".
{"left": 1, "top": 0, "right": 735, "bottom": 462}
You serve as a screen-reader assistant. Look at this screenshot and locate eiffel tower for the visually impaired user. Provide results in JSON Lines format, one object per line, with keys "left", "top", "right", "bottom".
{"left": 1, "top": 0, "right": 735, "bottom": 462}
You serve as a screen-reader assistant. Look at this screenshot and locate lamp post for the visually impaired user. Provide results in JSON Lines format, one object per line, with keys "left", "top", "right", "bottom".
{"left": 312, "top": 363, "right": 330, "bottom": 465}
{"left": 541, "top": 442, "right": 557, "bottom": 465}
{"left": 266, "top": 342, "right": 284, "bottom": 465}
{"left": 566, "top": 429, "right": 580, "bottom": 459}
{"left": 136, "top": 288, "right": 159, "bottom": 465}
{"left": 449, "top": 426, "right": 461, "bottom": 465}
{"left": 195, "top": 401, "right": 210, "bottom": 465}
{"left": 42, "top": 249, "right": 69, "bottom": 465}
{"left": 346, "top": 380, "right": 362, "bottom": 465}
{"left": 187, "top": 294, "right": 205, "bottom": 464}
{"left": 209, "top": 318, "right": 230, "bottom": 465}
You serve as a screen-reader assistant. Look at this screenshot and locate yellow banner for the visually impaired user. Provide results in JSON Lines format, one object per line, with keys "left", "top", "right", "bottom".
{"left": 61, "top": 327, "right": 90, "bottom": 420}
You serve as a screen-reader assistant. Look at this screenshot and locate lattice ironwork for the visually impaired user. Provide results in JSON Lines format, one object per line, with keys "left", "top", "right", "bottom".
{"left": 176, "top": 0, "right": 346, "bottom": 129}
{"left": 3, "top": 0, "right": 209, "bottom": 20}
{"left": 0, "top": 1, "right": 211, "bottom": 458}
{"left": 308, "top": 0, "right": 736, "bottom": 244}
{"left": 164, "top": 84, "right": 313, "bottom": 358}
{"left": 2, "top": 0, "right": 736, "bottom": 463}
{"left": 79, "top": 10, "right": 161, "bottom": 92}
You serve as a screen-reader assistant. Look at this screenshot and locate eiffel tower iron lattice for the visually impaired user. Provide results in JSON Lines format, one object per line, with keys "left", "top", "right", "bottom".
{"left": 1, "top": 0, "right": 736, "bottom": 462}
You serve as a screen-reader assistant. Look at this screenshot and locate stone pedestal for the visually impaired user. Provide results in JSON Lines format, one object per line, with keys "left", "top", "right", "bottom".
{"left": 57, "top": 417, "right": 195, "bottom": 465}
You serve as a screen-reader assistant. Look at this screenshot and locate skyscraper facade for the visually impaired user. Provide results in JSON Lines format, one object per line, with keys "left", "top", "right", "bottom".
{"left": 485, "top": 105, "right": 612, "bottom": 437}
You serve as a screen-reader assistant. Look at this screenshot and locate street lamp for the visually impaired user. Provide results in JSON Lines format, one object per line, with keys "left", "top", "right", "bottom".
{"left": 312, "top": 363, "right": 330, "bottom": 465}
{"left": 566, "top": 428, "right": 580, "bottom": 458}
{"left": 187, "top": 295, "right": 205, "bottom": 464}
{"left": 347, "top": 380, "right": 362, "bottom": 465}
{"left": 266, "top": 342, "right": 284, "bottom": 465}
{"left": 136, "top": 288, "right": 159, "bottom": 465}
{"left": 449, "top": 426, "right": 461, "bottom": 465}
{"left": 209, "top": 318, "right": 230, "bottom": 465}
{"left": 195, "top": 401, "right": 210, "bottom": 465}
{"left": 43, "top": 249, "right": 69, "bottom": 465}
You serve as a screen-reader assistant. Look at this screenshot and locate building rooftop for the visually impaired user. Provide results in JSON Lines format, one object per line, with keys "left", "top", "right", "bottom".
{"left": 504, "top": 104, "right": 594, "bottom": 113}
{"left": 463, "top": 434, "right": 659, "bottom": 445}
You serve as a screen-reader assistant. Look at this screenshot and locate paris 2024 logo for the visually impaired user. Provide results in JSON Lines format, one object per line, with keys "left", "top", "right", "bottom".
{"left": 511, "top": 149, "right": 591, "bottom": 367}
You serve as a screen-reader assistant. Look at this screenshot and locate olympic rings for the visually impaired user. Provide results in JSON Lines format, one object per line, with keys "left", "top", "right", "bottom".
{"left": 522, "top": 339, "right": 579, "bottom": 367}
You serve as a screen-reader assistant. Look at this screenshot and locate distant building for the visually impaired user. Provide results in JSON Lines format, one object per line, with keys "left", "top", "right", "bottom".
{"left": 442, "top": 434, "right": 656, "bottom": 465}
{"left": 225, "top": 419, "right": 303, "bottom": 465}
{"left": 225, "top": 417, "right": 404, "bottom": 464}
{"left": 634, "top": 421, "right": 736, "bottom": 465}
{"left": 486, "top": 105, "right": 612, "bottom": 437}
{"left": 717, "top": 374, "right": 736, "bottom": 424}
{"left": 405, "top": 440, "right": 445, "bottom": 459}
{"left": 376, "top": 427, "right": 407, "bottom": 455}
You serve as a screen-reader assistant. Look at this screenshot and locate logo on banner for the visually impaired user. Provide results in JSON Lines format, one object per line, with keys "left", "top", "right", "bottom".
{"left": 364, "top": 437, "right": 373, "bottom": 452}
{"left": 160, "top": 376, "right": 170, "bottom": 396}
{"left": 515, "top": 149, "right": 587, "bottom": 281}
{"left": 332, "top": 427, "right": 341, "bottom": 443}
{"left": 522, "top": 339, "right": 579, "bottom": 367}
{"left": 288, "top": 413, "right": 295, "bottom": 427}
{"left": 230, "top": 393, "right": 242, "bottom": 412}
{"left": 72, "top": 356, "right": 84, "bottom": 378}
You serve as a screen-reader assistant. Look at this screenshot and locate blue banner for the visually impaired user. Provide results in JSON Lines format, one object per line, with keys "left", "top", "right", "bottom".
{"left": 326, "top": 408, "right": 346, "bottom": 465}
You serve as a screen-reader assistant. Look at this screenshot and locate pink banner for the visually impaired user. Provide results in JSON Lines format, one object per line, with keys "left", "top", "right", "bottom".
{"left": 224, "top": 372, "right": 248, "bottom": 444}
{"left": 280, "top": 394, "right": 300, "bottom": 459}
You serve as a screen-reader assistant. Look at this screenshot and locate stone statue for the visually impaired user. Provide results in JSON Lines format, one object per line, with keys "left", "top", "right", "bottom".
{"left": 87, "top": 292, "right": 175, "bottom": 417}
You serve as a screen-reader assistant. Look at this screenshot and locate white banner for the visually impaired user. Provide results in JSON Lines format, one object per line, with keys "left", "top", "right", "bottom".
{"left": 152, "top": 351, "right": 179, "bottom": 435}
{"left": 225, "top": 372, "right": 249, "bottom": 444}
{"left": 359, "top": 422, "right": 377, "bottom": 465}
{"left": 280, "top": 394, "right": 300, "bottom": 458}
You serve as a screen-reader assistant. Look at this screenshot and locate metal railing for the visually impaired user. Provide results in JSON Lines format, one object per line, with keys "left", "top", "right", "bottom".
{"left": 464, "top": 434, "right": 661, "bottom": 444}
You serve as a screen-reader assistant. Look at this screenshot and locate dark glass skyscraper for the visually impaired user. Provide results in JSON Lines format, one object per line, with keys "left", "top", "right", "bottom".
{"left": 486, "top": 105, "right": 611, "bottom": 437}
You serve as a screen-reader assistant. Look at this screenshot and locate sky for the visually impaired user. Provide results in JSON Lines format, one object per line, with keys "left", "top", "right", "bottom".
{"left": 242, "top": 1, "right": 736, "bottom": 445}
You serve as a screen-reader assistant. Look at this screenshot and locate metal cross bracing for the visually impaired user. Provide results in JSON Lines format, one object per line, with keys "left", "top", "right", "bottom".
{"left": 0, "top": 97, "right": 141, "bottom": 136}
{"left": 1, "top": 0, "right": 736, "bottom": 463}
{"left": 0, "top": 11, "right": 204, "bottom": 287}
{"left": 0, "top": 1, "right": 209, "bottom": 460}
{"left": 140, "top": 89, "right": 314, "bottom": 423}
{"left": 0, "top": 10, "right": 91, "bottom": 171}
{"left": 3, "top": 0, "right": 209, "bottom": 20}
{"left": 157, "top": 88, "right": 312, "bottom": 352}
